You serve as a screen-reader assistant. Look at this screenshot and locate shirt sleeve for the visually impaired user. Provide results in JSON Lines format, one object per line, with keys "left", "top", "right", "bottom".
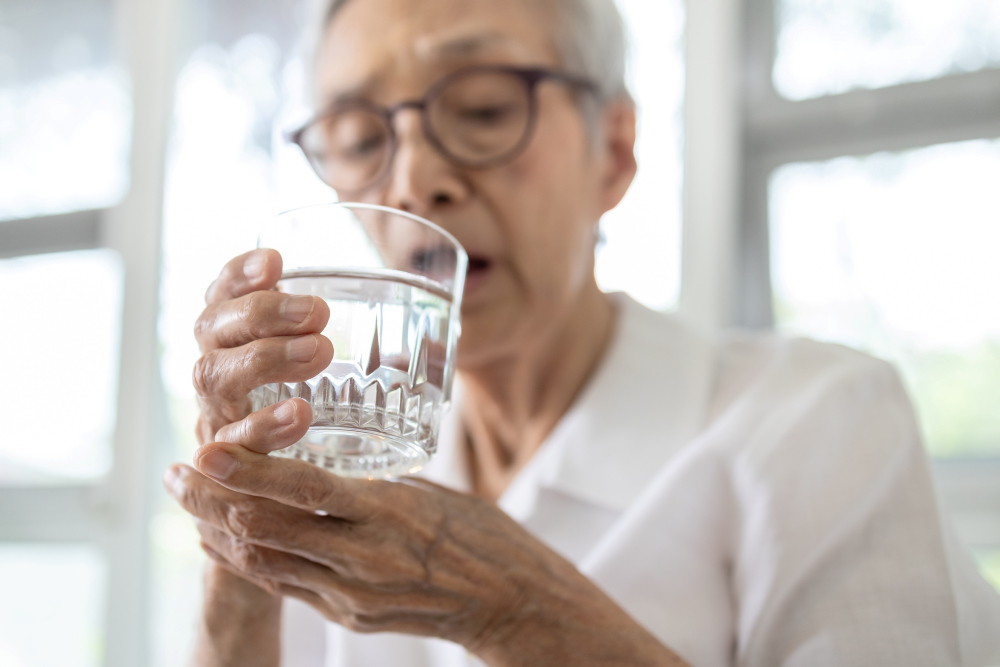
{"left": 728, "top": 341, "right": 1000, "bottom": 667}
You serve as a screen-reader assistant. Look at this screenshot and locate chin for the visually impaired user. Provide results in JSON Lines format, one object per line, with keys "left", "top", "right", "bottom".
{"left": 455, "top": 305, "right": 528, "bottom": 370}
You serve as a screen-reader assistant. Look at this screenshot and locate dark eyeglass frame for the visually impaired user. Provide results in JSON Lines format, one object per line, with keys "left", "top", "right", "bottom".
{"left": 287, "top": 65, "right": 599, "bottom": 191}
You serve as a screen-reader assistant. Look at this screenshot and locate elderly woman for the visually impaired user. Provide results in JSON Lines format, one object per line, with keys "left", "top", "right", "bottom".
{"left": 164, "top": 0, "right": 1000, "bottom": 665}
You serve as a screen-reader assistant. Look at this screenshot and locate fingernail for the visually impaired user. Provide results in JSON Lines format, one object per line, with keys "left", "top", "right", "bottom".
{"left": 287, "top": 335, "right": 318, "bottom": 362}
{"left": 198, "top": 450, "right": 239, "bottom": 480}
{"left": 274, "top": 400, "right": 297, "bottom": 425}
{"left": 244, "top": 251, "right": 267, "bottom": 281}
{"left": 282, "top": 295, "right": 315, "bottom": 323}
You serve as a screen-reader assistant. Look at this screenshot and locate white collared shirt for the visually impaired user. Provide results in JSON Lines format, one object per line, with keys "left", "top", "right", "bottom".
{"left": 282, "top": 294, "right": 1000, "bottom": 667}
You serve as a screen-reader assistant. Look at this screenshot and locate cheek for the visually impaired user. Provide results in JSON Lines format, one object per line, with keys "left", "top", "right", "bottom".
{"left": 486, "top": 109, "right": 600, "bottom": 292}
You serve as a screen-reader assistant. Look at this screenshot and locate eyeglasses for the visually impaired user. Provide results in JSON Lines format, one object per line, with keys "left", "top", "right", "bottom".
{"left": 288, "top": 65, "right": 598, "bottom": 193}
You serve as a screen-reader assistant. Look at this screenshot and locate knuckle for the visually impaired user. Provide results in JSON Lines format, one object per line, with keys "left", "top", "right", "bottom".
{"left": 344, "top": 591, "right": 380, "bottom": 618}
{"left": 173, "top": 479, "right": 205, "bottom": 517}
{"left": 342, "top": 611, "right": 372, "bottom": 634}
{"left": 191, "top": 354, "right": 217, "bottom": 398}
{"left": 237, "top": 341, "right": 267, "bottom": 378}
{"left": 232, "top": 541, "right": 267, "bottom": 573}
{"left": 225, "top": 501, "right": 266, "bottom": 541}
{"left": 294, "top": 473, "right": 340, "bottom": 510}
{"left": 232, "top": 416, "right": 254, "bottom": 443}
{"left": 193, "top": 312, "right": 211, "bottom": 342}
{"left": 238, "top": 292, "right": 265, "bottom": 333}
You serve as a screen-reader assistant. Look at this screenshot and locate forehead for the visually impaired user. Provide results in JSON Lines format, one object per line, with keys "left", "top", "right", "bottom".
{"left": 316, "top": 0, "right": 561, "bottom": 101}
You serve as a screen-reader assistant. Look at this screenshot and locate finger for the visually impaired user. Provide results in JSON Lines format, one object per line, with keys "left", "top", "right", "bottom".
{"left": 200, "top": 545, "right": 344, "bottom": 627}
{"left": 166, "top": 464, "right": 369, "bottom": 569}
{"left": 190, "top": 441, "right": 378, "bottom": 521}
{"left": 205, "top": 249, "right": 283, "bottom": 306}
{"left": 197, "top": 521, "right": 456, "bottom": 633}
{"left": 198, "top": 520, "right": 343, "bottom": 593}
{"left": 214, "top": 398, "right": 312, "bottom": 454}
{"left": 200, "top": 541, "right": 283, "bottom": 596}
{"left": 192, "top": 334, "right": 333, "bottom": 405}
{"left": 195, "top": 290, "right": 330, "bottom": 353}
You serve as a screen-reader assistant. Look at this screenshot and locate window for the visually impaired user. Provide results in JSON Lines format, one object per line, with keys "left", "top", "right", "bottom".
{"left": 740, "top": 0, "right": 1000, "bottom": 589}
{"left": 0, "top": 544, "right": 107, "bottom": 667}
{"left": 0, "top": 0, "right": 131, "bottom": 220}
{"left": 771, "top": 139, "right": 1000, "bottom": 458}
{"left": 0, "top": 250, "right": 124, "bottom": 484}
{"left": 597, "top": 0, "right": 685, "bottom": 310}
{"left": 774, "top": 0, "right": 1000, "bottom": 100}
{"left": 0, "top": 0, "right": 171, "bottom": 665}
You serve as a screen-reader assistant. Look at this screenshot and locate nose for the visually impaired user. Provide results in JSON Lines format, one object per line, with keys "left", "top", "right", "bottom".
{"left": 381, "top": 110, "right": 469, "bottom": 218}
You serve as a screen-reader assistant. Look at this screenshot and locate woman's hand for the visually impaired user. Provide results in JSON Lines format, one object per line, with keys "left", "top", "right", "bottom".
{"left": 186, "top": 249, "right": 333, "bottom": 666}
{"left": 192, "top": 249, "right": 333, "bottom": 446}
{"left": 165, "top": 405, "right": 690, "bottom": 666}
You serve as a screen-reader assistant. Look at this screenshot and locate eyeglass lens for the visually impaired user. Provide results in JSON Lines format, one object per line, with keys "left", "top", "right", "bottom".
{"left": 299, "top": 69, "right": 534, "bottom": 191}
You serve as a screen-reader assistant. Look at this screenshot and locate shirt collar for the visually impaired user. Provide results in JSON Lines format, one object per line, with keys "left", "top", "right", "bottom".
{"left": 421, "top": 293, "right": 716, "bottom": 513}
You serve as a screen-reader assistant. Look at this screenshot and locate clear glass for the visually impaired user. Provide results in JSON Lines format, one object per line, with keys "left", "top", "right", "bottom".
{"left": 0, "top": 249, "right": 123, "bottom": 484}
{"left": 0, "top": 543, "right": 107, "bottom": 666}
{"left": 770, "top": 139, "right": 1000, "bottom": 457}
{"left": 250, "top": 203, "right": 467, "bottom": 478}
{"left": 774, "top": 0, "right": 1000, "bottom": 100}
{"left": 0, "top": 0, "right": 131, "bottom": 220}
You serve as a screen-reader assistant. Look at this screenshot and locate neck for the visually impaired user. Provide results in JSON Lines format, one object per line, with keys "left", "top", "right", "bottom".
{"left": 458, "top": 284, "right": 615, "bottom": 501}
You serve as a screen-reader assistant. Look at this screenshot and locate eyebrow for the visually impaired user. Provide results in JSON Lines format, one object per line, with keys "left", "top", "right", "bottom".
{"left": 418, "top": 31, "right": 511, "bottom": 59}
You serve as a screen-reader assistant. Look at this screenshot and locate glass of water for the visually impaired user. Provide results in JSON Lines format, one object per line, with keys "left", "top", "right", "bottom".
{"left": 249, "top": 203, "right": 467, "bottom": 478}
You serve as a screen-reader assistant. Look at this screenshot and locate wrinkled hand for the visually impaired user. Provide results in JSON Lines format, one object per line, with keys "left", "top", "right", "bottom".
{"left": 163, "top": 414, "right": 578, "bottom": 655}
{"left": 192, "top": 249, "right": 333, "bottom": 445}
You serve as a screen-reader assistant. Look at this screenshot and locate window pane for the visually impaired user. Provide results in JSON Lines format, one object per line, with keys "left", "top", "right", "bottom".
{"left": 770, "top": 139, "right": 1000, "bottom": 457}
{"left": 0, "top": 544, "right": 106, "bottom": 667}
{"left": 0, "top": 0, "right": 131, "bottom": 220}
{"left": 774, "top": 0, "right": 1000, "bottom": 100}
{"left": 597, "top": 0, "right": 684, "bottom": 310}
{"left": 0, "top": 249, "right": 123, "bottom": 484}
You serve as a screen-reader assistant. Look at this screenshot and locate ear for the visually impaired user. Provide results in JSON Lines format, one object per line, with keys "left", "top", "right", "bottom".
{"left": 596, "top": 99, "right": 638, "bottom": 215}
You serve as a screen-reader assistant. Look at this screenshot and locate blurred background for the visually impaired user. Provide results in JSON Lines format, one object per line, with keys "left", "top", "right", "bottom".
{"left": 0, "top": 0, "right": 998, "bottom": 664}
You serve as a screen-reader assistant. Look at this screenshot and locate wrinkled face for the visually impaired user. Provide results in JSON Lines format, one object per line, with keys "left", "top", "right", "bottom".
{"left": 316, "top": 0, "right": 634, "bottom": 368}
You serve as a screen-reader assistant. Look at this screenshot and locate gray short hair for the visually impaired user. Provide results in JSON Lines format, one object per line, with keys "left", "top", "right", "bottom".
{"left": 309, "top": 0, "right": 631, "bottom": 105}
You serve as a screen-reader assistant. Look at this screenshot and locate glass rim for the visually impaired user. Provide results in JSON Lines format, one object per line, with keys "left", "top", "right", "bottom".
{"left": 264, "top": 201, "right": 469, "bottom": 298}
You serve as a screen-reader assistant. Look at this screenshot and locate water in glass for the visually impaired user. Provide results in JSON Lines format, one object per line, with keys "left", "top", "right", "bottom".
{"left": 250, "top": 269, "right": 456, "bottom": 477}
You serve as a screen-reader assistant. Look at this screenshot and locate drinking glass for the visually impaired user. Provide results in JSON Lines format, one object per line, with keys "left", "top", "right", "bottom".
{"left": 249, "top": 203, "right": 466, "bottom": 478}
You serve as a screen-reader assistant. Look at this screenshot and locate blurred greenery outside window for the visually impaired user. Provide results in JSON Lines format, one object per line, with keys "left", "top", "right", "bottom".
{"left": 770, "top": 139, "right": 1000, "bottom": 458}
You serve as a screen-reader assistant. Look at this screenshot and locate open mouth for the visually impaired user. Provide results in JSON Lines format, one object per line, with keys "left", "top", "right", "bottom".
{"left": 467, "top": 256, "right": 491, "bottom": 275}
{"left": 463, "top": 255, "right": 493, "bottom": 294}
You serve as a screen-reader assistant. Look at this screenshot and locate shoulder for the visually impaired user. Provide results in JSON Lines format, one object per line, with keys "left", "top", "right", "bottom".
{"left": 707, "top": 329, "right": 905, "bottom": 424}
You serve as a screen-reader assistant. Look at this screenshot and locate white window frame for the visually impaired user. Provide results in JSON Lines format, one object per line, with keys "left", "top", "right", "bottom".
{"left": 682, "top": 0, "right": 1000, "bottom": 553}
{"left": 0, "top": 1, "right": 179, "bottom": 665}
